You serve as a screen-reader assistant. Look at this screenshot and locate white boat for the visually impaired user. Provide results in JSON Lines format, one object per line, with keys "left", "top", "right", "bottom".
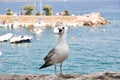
{"left": 0, "top": 24, "right": 7, "bottom": 28}
{"left": 10, "top": 35, "right": 32, "bottom": 43}
{"left": 32, "top": 28, "right": 43, "bottom": 35}
{"left": 0, "top": 33, "right": 13, "bottom": 42}
{"left": 66, "top": 22, "right": 78, "bottom": 27}
{"left": 7, "top": 23, "right": 19, "bottom": 29}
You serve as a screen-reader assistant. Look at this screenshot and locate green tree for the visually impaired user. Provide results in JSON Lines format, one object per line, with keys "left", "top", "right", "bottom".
{"left": 35, "top": 11, "right": 41, "bottom": 16}
{"left": 43, "top": 5, "right": 52, "bottom": 16}
{"left": 6, "top": 9, "right": 13, "bottom": 15}
{"left": 23, "top": 4, "right": 35, "bottom": 15}
{"left": 64, "top": 10, "right": 70, "bottom": 16}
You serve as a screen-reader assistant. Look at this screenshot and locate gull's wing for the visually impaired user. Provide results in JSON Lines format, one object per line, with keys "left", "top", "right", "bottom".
{"left": 39, "top": 48, "right": 56, "bottom": 69}
{"left": 44, "top": 48, "right": 56, "bottom": 62}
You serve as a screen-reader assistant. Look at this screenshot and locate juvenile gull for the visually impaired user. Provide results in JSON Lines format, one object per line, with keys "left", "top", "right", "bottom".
{"left": 39, "top": 26, "right": 69, "bottom": 75}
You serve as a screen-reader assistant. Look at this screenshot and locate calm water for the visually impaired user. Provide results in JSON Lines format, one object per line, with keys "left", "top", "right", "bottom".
{"left": 0, "top": 0, "right": 120, "bottom": 74}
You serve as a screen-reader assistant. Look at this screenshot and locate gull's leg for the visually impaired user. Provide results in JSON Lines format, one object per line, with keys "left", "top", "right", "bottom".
{"left": 54, "top": 64, "right": 57, "bottom": 74}
{"left": 60, "top": 62, "right": 62, "bottom": 75}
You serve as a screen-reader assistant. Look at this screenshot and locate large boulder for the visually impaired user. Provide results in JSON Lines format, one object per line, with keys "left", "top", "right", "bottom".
{"left": 80, "top": 12, "right": 109, "bottom": 26}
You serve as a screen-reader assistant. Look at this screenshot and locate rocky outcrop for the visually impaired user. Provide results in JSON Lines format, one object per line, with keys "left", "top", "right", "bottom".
{"left": 0, "top": 72, "right": 120, "bottom": 80}
{"left": 78, "top": 12, "right": 109, "bottom": 27}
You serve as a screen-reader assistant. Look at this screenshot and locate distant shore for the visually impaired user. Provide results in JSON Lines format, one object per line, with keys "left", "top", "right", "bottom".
{"left": 0, "top": 72, "right": 120, "bottom": 80}
{"left": 0, "top": 15, "right": 79, "bottom": 24}
{"left": 0, "top": 12, "right": 109, "bottom": 28}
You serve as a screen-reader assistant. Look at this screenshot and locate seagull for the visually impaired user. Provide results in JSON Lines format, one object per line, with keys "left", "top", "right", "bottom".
{"left": 39, "top": 26, "right": 69, "bottom": 75}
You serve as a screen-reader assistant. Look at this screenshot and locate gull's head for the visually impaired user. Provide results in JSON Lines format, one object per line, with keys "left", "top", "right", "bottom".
{"left": 58, "top": 26, "right": 66, "bottom": 36}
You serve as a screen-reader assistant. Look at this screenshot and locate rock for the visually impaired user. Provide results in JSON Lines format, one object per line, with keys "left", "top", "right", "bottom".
{"left": 82, "top": 12, "right": 109, "bottom": 26}
{"left": 0, "top": 72, "right": 120, "bottom": 80}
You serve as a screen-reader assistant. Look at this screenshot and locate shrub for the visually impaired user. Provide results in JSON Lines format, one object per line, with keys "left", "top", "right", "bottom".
{"left": 23, "top": 4, "right": 35, "bottom": 15}
{"left": 6, "top": 9, "right": 13, "bottom": 15}
{"left": 43, "top": 5, "right": 52, "bottom": 16}
{"left": 36, "top": 11, "right": 41, "bottom": 16}
{"left": 64, "top": 10, "right": 70, "bottom": 16}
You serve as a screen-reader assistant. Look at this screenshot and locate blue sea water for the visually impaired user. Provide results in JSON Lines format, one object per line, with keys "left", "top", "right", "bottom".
{"left": 0, "top": 0, "right": 120, "bottom": 74}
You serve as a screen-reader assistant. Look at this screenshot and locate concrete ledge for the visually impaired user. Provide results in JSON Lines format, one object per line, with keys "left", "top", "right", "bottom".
{"left": 0, "top": 72, "right": 120, "bottom": 80}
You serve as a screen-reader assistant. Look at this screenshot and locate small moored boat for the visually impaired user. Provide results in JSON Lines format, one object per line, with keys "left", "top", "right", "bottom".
{"left": 0, "top": 33, "right": 13, "bottom": 42}
{"left": 10, "top": 35, "right": 32, "bottom": 43}
{"left": 31, "top": 28, "right": 43, "bottom": 35}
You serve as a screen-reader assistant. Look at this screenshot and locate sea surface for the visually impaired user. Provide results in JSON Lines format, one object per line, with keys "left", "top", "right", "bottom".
{"left": 0, "top": 0, "right": 120, "bottom": 74}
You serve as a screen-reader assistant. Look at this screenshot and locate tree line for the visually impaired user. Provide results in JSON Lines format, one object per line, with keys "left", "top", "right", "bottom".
{"left": 6, "top": 4, "right": 70, "bottom": 16}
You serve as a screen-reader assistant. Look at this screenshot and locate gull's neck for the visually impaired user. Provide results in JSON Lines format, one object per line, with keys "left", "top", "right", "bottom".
{"left": 57, "top": 32, "right": 67, "bottom": 45}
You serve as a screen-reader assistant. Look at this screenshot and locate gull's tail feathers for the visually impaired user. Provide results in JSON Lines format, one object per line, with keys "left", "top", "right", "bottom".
{"left": 39, "top": 62, "right": 52, "bottom": 69}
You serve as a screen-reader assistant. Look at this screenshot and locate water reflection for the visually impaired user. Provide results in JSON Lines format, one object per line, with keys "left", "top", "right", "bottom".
{"left": 0, "top": 61, "right": 3, "bottom": 68}
{"left": 10, "top": 43, "right": 32, "bottom": 48}
{"left": 0, "top": 51, "right": 2, "bottom": 56}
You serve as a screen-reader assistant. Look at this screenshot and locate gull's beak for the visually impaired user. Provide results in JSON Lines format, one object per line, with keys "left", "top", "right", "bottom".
{"left": 58, "top": 28, "right": 62, "bottom": 33}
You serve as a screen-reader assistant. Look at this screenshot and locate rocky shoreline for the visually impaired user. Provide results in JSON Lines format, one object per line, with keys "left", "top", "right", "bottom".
{"left": 0, "top": 72, "right": 120, "bottom": 80}
{"left": 0, "top": 12, "right": 110, "bottom": 29}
